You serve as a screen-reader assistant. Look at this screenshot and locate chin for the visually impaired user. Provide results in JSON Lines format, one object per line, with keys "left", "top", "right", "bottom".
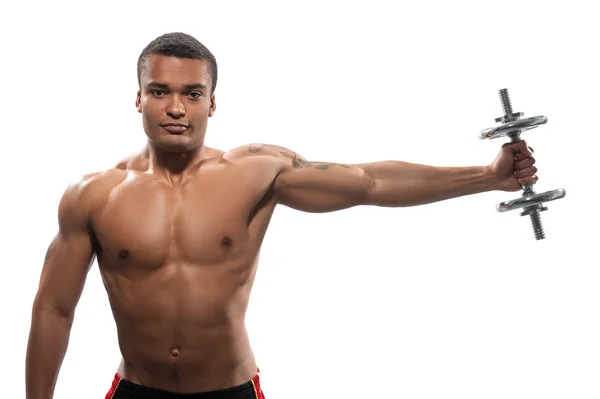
{"left": 152, "top": 135, "right": 196, "bottom": 153}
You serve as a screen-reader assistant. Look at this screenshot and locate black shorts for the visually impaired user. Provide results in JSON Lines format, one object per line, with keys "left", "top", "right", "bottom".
{"left": 105, "top": 370, "right": 265, "bottom": 399}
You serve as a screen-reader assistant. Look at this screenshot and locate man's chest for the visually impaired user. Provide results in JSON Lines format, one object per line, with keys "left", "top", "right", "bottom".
{"left": 91, "top": 169, "right": 275, "bottom": 266}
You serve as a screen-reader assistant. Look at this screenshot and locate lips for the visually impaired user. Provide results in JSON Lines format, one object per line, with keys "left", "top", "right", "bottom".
{"left": 161, "top": 124, "right": 189, "bottom": 134}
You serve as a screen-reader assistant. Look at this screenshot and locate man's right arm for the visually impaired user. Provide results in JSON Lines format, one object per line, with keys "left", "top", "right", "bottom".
{"left": 26, "top": 179, "right": 97, "bottom": 399}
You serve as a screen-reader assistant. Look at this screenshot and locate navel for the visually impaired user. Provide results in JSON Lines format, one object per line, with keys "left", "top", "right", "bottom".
{"left": 170, "top": 344, "right": 181, "bottom": 357}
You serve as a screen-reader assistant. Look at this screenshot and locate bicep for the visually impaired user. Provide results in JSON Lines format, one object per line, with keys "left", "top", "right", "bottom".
{"left": 274, "top": 162, "right": 374, "bottom": 212}
{"left": 230, "top": 143, "right": 374, "bottom": 212}
{"left": 35, "top": 232, "right": 95, "bottom": 317}
{"left": 33, "top": 189, "right": 96, "bottom": 318}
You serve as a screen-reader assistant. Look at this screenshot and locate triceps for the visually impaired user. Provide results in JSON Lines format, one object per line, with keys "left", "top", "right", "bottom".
{"left": 44, "top": 233, "right": 60, "bottom": 263}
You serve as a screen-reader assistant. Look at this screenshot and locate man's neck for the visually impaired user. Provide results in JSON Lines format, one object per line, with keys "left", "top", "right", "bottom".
{"left": 145, "top": 142, "right": 209, "bottom": 183}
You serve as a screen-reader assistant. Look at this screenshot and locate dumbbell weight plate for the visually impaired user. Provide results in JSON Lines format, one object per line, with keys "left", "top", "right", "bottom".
{"left": 496, "top": 188, "right": 566, "bottom": 212}
{"left": 479, "top": 115, "right": 548, "bottom": 140}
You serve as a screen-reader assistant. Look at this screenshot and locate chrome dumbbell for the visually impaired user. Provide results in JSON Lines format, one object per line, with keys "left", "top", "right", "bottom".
{"left": 479, "top": 88, "right": 566, "bottom": 240}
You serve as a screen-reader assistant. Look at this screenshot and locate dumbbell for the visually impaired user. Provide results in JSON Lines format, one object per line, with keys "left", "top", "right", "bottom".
{"left": 478, "top": 88, "right": 566, "bottom": 240}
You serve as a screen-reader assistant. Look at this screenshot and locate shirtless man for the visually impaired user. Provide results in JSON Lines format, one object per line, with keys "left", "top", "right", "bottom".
{"left": 25, "top": 32, "right": 539, "bottom": 399}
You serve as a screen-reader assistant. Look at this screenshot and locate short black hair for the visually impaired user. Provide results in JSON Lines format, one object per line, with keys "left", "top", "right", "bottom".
{"left": 137, "top": 32, "right": 218, "bottom": 94}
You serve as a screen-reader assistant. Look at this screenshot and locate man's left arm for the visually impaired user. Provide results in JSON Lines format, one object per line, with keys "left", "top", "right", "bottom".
{"left": 265, "top": 141, "right": 537, "bottom": 213}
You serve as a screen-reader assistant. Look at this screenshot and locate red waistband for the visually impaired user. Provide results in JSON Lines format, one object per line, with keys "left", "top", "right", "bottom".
{"left": 105, "top": 368, "right": 264, "bottom": 399}
{"left": 105, "top": 372, "right": 121, "bottom": 399}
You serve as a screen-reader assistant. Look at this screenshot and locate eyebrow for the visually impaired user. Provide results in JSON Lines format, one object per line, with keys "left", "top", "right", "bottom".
{"left": 146, "top": 81, "right": 207, "bottom": 90}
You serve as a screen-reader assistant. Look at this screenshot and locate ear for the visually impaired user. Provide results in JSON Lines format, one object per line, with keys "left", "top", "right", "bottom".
{"left": 208, "top": 94, "right": 216, "bottom": 117}
{"left": 135, "top": 90, "right": 142, "bottom": 113}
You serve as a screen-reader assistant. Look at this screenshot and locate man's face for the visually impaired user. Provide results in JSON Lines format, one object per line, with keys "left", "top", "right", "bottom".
{"left": 136, "top": 54, "right": 216, "bottom": 152}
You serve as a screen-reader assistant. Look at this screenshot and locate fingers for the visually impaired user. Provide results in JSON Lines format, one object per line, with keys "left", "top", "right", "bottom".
{"left": 500, "top": 140, "right": 540, "bottom": 185}
{"left": 514, "top": 156, "right": 535, "bottom": 169}
{"left": 510, "top": 141, "right": 536, "bottom": 170}
{"left": 520, "top": 144, "right": 534, "bottom": 158}
{"left": 514, "top": 165, "right": 537, "bottom": 178}
{"left": 517, "top": 174, "right": 539, "bottom": 185}
{"left": 514, "top": 153, "right": 529, "bottom": 161}
{"left": 503, "top": 140, "right": 535, "bottom": 158}
{"left": 511, "top": 141, "right": 538, "bottom": 184}
{"left": 514, "top": 162, "right": 538, "bottom": 185}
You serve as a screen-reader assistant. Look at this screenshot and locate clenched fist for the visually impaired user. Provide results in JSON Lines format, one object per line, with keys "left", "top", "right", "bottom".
{"left": 489, "top": 140, "right": 538, "bottom": 192}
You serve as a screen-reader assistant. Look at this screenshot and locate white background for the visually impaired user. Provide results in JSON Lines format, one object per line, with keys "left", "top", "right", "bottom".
{"left": 1, "top": 1, "right": 598, "bottom": 398}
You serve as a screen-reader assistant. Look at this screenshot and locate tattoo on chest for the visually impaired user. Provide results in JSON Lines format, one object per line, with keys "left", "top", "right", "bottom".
{"left": 248, "top": 144, "right": 350, "bottom": 170}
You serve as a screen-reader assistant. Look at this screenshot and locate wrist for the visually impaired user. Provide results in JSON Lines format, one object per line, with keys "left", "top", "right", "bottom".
{"left": 481, "top": 165, "right": 500, "bottom": 191}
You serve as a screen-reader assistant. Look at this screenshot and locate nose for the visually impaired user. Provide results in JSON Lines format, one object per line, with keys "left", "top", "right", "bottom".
{"left": 166, "top": 95, "right": 186, "bottom": 118}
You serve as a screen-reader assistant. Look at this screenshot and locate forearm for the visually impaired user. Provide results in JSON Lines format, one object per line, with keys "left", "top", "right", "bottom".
{"left": 362, "top": 161, "right": 497, "bottom": 207}
{"left": 26, "top": 305, "right": 73, "bottom": 399}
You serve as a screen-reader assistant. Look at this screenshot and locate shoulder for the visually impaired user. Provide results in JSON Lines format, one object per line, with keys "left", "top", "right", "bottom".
{"left": 223, "top": 143, "right": 308, "bottom": 169}
{"left": 58, "top": 168, "right": 128, "bottom": 224}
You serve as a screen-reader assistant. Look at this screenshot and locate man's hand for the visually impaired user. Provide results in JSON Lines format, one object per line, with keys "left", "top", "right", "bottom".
{"left": 488, "top": 140, "right": 538, "bottom": 192}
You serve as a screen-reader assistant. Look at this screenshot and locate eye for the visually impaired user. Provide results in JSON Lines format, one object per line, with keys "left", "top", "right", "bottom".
{"left": 188, "top": 91, "right": 202, "bottom": 99}
{"left": 151, "top": 89, "right": 166, "bottom": 97}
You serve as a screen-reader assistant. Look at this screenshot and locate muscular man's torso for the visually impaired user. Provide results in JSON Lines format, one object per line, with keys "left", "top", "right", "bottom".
{"left": 84, "top": 146, "right": 281, "bottom": 393}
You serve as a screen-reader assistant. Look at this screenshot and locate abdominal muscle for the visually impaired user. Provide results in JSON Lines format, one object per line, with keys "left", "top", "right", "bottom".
{"left": 100, "top": 259, "right": 259, "bottom": 394}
